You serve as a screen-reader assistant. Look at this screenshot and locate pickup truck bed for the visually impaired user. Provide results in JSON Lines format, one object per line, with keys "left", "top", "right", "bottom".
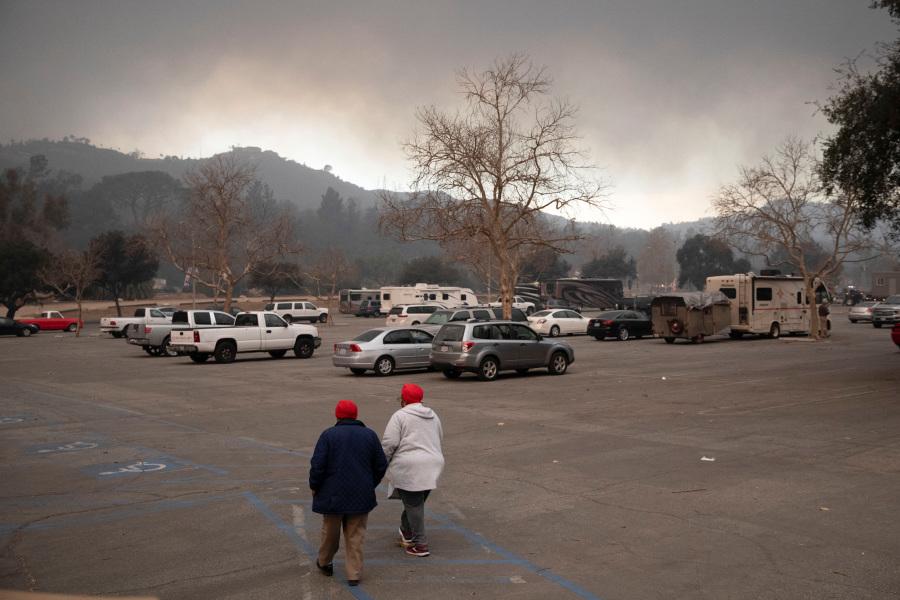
{"left": 126, "top": 310, "right": 236, "bottom": 356}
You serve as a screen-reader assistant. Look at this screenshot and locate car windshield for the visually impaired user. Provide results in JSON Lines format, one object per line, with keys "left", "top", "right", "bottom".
{"left": 434, "top": 324, "right": 465, "bottom": 342}
{"left": 352, "top": 329, "right": 385, "bottom": 342}
{"left": 596, "top": 311, "right": 627, "bottom": 319}
{"left": 424, "top": 312, "right": 451, "bottom": 325}
{"left": 531, "top": 310, "right": 552, "bottom": 317}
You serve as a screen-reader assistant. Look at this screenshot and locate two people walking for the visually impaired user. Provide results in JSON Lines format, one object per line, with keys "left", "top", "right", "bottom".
{"left": 308, "top": 383, "right": 444, "bottom": 585}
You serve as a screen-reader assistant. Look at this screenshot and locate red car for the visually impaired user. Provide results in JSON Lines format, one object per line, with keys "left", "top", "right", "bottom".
{"left": 892, "top": 323, "right": 900, "bottom": 349}
{"left": 17, "top": 311, "right": 83, "bottom": 332}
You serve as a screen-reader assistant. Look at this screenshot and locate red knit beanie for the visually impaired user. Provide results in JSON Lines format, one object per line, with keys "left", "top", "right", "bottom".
{"left": 335, "top": 399, "right": 358, "bottom": 420}
{"left": 401, "top": 383, "right": 423, "bottom": 404}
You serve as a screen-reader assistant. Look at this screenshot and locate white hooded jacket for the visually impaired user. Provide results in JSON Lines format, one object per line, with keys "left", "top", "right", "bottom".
{"left": 381, "top": 403, "right": 444, "bottom": 496}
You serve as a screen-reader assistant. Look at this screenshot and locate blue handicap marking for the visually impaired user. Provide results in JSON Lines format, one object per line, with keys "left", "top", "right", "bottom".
{"left": 84, "top": 460, "right": 182, "bottom": 479}
{"left": 26, "top": 439, "right": 104, "bottom": 455}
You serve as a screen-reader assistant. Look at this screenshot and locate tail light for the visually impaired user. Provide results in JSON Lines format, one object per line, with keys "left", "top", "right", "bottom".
{"left": 193, "top": 331, "right": 200, "bottom": 342}
{"left": 145, "top": 326, "right": 151, "bottom": 333}
{"left": 462, "top": 341, "right": 474, "bottom": 352}
{"left": 349, "top": 344, "right": 362, "bottom": 352}
{"left": 109, "top": 320, "right": 117, "bottom": 326}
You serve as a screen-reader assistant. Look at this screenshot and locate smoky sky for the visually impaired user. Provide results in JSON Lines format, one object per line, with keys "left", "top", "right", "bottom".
{"left": 1, "top": 0, "right": 895, "bottom": 229}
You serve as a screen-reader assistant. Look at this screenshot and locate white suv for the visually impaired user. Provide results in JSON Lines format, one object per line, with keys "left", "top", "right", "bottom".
{"left": 264, "top": 301, "right": 329, "bottom": 323}
{"left": 385, "top": 304, "right": 443, "bottom": 326}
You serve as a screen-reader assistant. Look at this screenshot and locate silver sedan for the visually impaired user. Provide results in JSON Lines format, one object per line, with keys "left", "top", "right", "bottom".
{"left": 332, "top": 327, "right": 436, "bottom": 376}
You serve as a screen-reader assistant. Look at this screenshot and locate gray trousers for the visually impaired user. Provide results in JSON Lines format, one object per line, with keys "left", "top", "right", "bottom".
{"left": 398, "top": 489, "right": 431, "bottom": 546}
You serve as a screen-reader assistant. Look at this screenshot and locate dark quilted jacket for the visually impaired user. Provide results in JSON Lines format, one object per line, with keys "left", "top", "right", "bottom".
{"left": 309, "top": 419, "right": 388, "bottom": 515}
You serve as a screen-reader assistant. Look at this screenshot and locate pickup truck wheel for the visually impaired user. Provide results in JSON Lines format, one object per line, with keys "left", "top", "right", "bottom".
{"left": 319, "top": 314, "right": 328, "bottom": 323}
{"left": 189, "top": 352, "right": 210, "bottom": 363}
{"left": 293, "top": 338, "right": 314, "bottom": 359}
{"left": 160, "top": 337, "right": 179, "bottom": 357}
{"left": 143, "top": 346, "right": 156, "bottom": 356}
{"left": 548, "top": 351, "right": 569, "bottom": 375}
{"left": 268, "top": 350, "right": 287, "bottom": 358}
{"left": 66, "top": 323, "right": 77, "bottom": 332}
{"left": 110, "top": 331, "right": 125, "bottom": 338}
{"left": 214, "top": 341, "right": 237, "bottom": 364}
{"left": 375, "top": 356, "right": 395, "bottom": 376}
{"left": 477, "top": 357, "right": 499, "bottom": 381}
{"left": 526, "top": 307, "right": 535, "bottom": 316}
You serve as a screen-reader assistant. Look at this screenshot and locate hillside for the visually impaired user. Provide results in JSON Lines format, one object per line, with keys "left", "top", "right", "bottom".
{"left": 0, "top": 139, "right": 380, "bottom": 210}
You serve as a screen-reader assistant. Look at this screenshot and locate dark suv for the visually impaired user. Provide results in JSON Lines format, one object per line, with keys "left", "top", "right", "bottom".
{"left": 357, "top": 300, "right": 382, "bottom": 318}
{"left": 430, "top": 320, "right": 574, "bottom": 381}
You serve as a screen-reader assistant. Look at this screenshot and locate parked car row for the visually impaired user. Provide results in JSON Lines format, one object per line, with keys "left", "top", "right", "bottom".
{"left": 333, "top": 319, "right": 574, "bottom": 381}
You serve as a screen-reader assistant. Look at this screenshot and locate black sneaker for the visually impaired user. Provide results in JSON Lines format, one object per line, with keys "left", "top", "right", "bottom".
{"left": 316, "top": 561, "right": 333, "bottom": 576}
{"left": 399, "top": 527, "right": 413, "bottom": 544}
{"left": 406, "top": 544, "right": 430, "bottom": 557}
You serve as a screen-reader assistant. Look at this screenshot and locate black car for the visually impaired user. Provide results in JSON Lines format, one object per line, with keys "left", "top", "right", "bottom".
{"left": 357, "top": 300, "right": 382, "bottom": 318}
{"left": 587, "top": 310, "right": 653, "bottom": 341}
{"left": 541, "top": 299, "right": 581, "bottom": 313}
{"left": 0, "top": 317, "right": 39, "bottom": 337}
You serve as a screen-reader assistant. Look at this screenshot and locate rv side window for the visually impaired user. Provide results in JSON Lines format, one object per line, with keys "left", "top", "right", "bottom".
{"left": 349, "top": 293, "right": 359, "bottom": 301}
{"left": 442, "top": 293, "right": 449, "bottom": 300}
{"left": 720, "top": 288, "right": 736, "bottom": 299}
{"left": 383, "top": 293, "right": 391, "bottom": 300}
{"left": 756, "top": 287, "right": 772, "bottom": 301}
{"left": 797, "top": 292, "right": 802, "bottom": 304}
{"left": 461, "top": 294, "right": 468, "bottom": 301}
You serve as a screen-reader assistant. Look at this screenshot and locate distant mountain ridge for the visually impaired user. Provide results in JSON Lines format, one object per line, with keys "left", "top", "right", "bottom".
{"left": 0, "top": 139, "right": 381, "bottom": 211}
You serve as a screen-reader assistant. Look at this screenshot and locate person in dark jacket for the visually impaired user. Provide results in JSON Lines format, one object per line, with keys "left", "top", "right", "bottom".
{"left": 309, "top": 400, "right": 388, "bottom": 586}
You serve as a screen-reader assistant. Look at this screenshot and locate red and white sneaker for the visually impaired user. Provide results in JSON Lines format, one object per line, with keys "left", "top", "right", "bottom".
{"left": 406, "top": 545, "right": 430, "bottom": 557}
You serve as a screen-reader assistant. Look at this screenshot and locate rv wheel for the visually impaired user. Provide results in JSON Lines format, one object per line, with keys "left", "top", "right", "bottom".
{"left": 768, "top": 323, "right": 780, "bottom": 339}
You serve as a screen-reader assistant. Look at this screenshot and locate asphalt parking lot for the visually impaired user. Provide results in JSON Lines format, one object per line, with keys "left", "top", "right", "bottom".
{"left": 1, "top": 310, "right": 898, "bottom": 600}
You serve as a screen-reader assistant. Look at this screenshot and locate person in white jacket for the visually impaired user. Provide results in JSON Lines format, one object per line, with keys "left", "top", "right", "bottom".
{"left": 381, "top": 383, "right": 444, "bottom": 557}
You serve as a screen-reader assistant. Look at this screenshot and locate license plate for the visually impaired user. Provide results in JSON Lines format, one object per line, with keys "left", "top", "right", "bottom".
{"left": 339, "top": 348, "right": 347, "bottom": 355}
{"left": 441, "top": 345, "right": 449, "bottom": 352}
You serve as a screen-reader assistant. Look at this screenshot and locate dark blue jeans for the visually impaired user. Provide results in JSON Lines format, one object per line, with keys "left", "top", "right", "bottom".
{"left": 398, "top": 489, "right": 431, "bottom": 546}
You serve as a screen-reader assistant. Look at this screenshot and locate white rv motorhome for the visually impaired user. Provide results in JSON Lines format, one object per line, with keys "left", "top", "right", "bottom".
{"left": 380, "top": 283, "right": 477, "bottom": 312}
{"left": 706, "top": 271, "right": 831, "bottom": 339}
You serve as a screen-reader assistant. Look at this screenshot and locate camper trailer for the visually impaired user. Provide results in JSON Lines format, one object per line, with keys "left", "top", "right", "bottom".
{"left": 706, "top": 271, "right": 831, "bottom": 339}
{"left": 379, "top": 284, "right": 477, "bottom": 312}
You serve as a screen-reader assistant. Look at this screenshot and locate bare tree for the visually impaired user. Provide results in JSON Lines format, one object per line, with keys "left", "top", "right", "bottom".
{"left": 711, "top": 136, "right": 876, "bottom": 340}
{"left": 302, "top": 246, "right": 357, "bottom": 326}
{"left": 39, "top": 244, "right": 105, "bottom": 338}
{"left": 377, "top": 53, "right": 611, "bottom": 318}
{"left": 637, "top": 227, "right": 677, "bottom": 292}
{"left": 153, "top": 152, "right": 299, "bottom": 312}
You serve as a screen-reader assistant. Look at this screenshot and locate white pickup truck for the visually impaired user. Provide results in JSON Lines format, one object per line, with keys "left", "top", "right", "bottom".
{"left": 489, "top": 296, "right": 536, "bottom": 315}
{"left": 169, "top": 311, "right": 321, "bottom": 363}
{"left": 125, "top": 309, "right": 235, "bottom": 357}
{"left": 100, "top": 307, "right": 171, "bottom": 338}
